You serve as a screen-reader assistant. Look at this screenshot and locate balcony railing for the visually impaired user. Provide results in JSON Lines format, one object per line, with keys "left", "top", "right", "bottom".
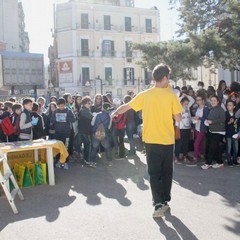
{"left": 73, "top": 23, "right": 159, "bottom": 34}
{"left": 101, "top": 51, "right": 116, "bottom": 57}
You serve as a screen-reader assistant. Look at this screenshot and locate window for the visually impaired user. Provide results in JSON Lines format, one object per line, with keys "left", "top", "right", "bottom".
{"left": 125, "top": 0, "right": 133, "bottom": 7}
{"left": 102, "top": 40, "right": 115, "bottom": 57}
{"left": 81, "top": 39, "right": 89, "bottom": 56}
{"left": 113, "top": 0, "right": 120, "bottom": 6}
{"left": 105, "top": 67, "right": 112, "bottom": 85}
{"left": 104, "top": 15, "right": 111, "bottom": 30}
{"left": 124, "top": 67, "right": 134, "bottom": 85}
{"left": 125, "top": 41, "right": 132, "bottom": 58}
{"left": 125, "top": 17, "right": 132, "bottom": 32}
{"left": 81, "top": 13, "right": 89, "bottom": 29}
{"left": 82, "top": 67, "right": 90, "bottom": 86}
{"left": 145, "top": 19, "right": 152, "bottom": 33}
{"left": 144, "top": 68, "right": 152, "bottom": 85}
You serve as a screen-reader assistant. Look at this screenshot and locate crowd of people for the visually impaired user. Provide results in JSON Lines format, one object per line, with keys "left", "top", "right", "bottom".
{"left": 173, "top": 80, "right": 240, "bottom": 169}
{"left": 0, "top": 92, "right": 142, "bottom": 170}
{"left": 1, "top": 79, "right": 240, "bottom": 172}
{"left": 1, "top": 62, "right": 240, "bottom": 218}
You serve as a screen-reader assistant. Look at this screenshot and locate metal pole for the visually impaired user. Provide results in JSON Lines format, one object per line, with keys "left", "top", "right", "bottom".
{"left": 100, "top": 78, "right": 103, "bottom": 95}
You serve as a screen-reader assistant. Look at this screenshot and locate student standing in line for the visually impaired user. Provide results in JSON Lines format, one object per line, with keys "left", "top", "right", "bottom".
{"left": 225, "top": 100, "right": 240, "bottom": 166}
{"left": 174, "top": 97, "right": 192, "bottom": 164}
{"left": 192, "top": 94, "right": 209, "bottom": 163}
{"left": 19, "top": 98, "right": 38, "bottom": 141}
{"left": 202, "top": 96, "right": 226, "bottom": 170}
{"left": 111, "top": 64, "right": 182, "bottom": 218}
{"left": 50, "top": 98, "right": 76, "bottom": 170}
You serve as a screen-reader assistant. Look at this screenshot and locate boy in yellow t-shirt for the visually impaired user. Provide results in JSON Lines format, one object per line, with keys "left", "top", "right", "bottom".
{"left": 111, "top": 64, "right": 182, "bottom": 218}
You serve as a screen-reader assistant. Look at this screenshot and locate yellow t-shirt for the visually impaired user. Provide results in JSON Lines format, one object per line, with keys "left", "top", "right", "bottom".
{"left": 129, "top": 87, "right": 182, "bottom": 145}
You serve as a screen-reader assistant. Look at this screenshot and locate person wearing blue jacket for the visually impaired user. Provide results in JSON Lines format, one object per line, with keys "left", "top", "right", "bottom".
{"left": 91, "top": 102, "right": 113, "bottom": 167}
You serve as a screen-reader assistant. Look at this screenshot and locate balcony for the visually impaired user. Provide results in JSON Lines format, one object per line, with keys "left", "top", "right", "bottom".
{"left": 101, "top": 51, "right": 116, "bottom": 57}
{"left": 77, "top": 50, "right": 94, "bottom": 57}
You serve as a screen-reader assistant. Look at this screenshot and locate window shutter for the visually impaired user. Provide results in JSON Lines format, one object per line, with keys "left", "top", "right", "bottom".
{"left": 111, "top": 41, "right": 115, "bottom": 57}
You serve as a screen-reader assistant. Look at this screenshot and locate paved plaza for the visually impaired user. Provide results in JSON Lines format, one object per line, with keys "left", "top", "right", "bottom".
{"left": 0, "top": 147, "right": 240, "bottom": 240}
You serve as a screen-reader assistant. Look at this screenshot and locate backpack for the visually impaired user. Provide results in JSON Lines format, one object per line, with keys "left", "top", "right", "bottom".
{"left": 114, "top": 114, "right": 126, "bottom": 130}
{"left": 95, "top": 123, "right": 106, "bottom": 141}
{"left": 94, "top": 114, "right": 109, "bottom": 141}
{"left": 0, "top": 117, "right": 15, "bottom": 136}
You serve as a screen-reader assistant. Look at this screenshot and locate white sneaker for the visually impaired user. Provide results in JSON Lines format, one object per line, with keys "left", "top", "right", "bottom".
{"left": 201, "top": 164, "right": 212, "bottom": 170}
{"left": 153, "top": 206, "right": 165, "bottom": 218}
{"left": 89, "top": 162, "right": 96, "bottom": 168}
{"left": 63, "top": 163, "right": 69, "bottom": 170}
{"left": 212, "top": 163, "right": 224, "bottom": 169}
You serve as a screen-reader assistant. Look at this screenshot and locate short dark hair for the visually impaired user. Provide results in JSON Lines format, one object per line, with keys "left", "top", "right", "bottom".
{"left": 226, "top": 100, "right": 236, "bottom": 107}
{"left": 4, "top": 101, "right": 13, "bottom": 110}
{"left": 22, "top": 98, "right": 33, "bottom": 106}
{"left": 198, "top": 81, "right": 204, "bottom": 87}
{"left": 196, "top": 93, "right": 206, "bottom": 101}
{"left": 12, "top": 103, "right": 22, "bottom": 113}
{"left": 82, "top": 96, "right": 92, "bottom": 105}
{"left": 57, "top": 98, "right": 66, "bottom": 106}
{"left": 211, "top": 95, "right": 220, "bottom": 103}
{"left": 62, "top": 93, "right": 71, "bottom": 102}
{"left": 152, "top": 64, "right": 171, "bottom": 82}
{"left": 124, "top": 95, "right": 132, "bottom": 104}
{"left": 9, "top": 97, "right": 16, "bottom": 102}
{"left": 180, "top": 97, "right": 189, "bottom": 104}
{"left": 32, "top": 102, "right": 39, "bottom": 112}
{"left": 50, "top": 96, "right": 58, "bottom": 102}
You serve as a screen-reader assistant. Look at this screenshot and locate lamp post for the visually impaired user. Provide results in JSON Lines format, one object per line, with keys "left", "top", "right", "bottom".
{"left": 96, "top": 75, "right": 103, "bottom": 95}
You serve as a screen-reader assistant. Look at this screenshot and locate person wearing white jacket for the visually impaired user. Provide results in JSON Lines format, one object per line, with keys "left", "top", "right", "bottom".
{"left": 175, "top": 95, "right": 193, "bottom": 163}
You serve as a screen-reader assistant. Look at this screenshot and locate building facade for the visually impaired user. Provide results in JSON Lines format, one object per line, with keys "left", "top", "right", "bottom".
{"left": 52, "top": 0, "right": 160, "bottom": 97}
{"left": 0, "top": 0, "right": 29, "bottom": 53}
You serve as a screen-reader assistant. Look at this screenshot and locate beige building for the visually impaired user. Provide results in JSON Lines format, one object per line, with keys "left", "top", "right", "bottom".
{"left": 52, "top": 0, "right": 160, "bottom": 97}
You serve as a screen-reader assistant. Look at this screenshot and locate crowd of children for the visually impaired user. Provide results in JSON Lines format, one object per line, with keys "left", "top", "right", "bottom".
{"left": 1, "top": 80, "right": 240, "bottom": 170}
{"left": 174, "top": 80, "right": 240, "bottom": 169}
{"left": 0, "top": 92, "right": 141, "bottom": 170}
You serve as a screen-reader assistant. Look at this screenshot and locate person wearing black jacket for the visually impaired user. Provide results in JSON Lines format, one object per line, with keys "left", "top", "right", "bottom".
{"left": 78, "top": 96, "right": 93, "bottom": 165}
{"left": 225, "top": 100, "right": 240, "bottom": 166}
{"left": 31, "top": 102, "right": 46, "bottom": 140}
{"left": 50, "top": 98, "right": 75, "bottom": 170}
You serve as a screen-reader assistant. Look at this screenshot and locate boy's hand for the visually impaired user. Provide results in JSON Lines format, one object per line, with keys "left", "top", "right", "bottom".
{"left": 111, "top": 112, "right": 118, "bottom": 119}
{"left": 31, "top": 117, "right": 39, "bottom": 126}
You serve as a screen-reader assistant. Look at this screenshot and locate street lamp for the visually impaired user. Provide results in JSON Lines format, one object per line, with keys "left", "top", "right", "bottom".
{"left": 96, "top": 75, "right": 103, "bottom": 95}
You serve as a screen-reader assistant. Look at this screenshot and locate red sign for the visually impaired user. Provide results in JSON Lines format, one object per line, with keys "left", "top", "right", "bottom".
{"left": 59, "top": 61, "right": 72, "bottom": 74}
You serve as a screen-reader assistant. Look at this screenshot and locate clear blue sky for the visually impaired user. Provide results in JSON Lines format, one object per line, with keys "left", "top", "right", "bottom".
{"left": 20, "top": 0, "right": 179, "bottom": 63}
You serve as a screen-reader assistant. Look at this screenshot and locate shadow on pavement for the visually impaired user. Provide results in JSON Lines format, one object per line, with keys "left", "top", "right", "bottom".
{"left": 173, "top": 164, "right": 240, "bottom": 236}
{"left": 0, "top": 168, "right": 76, "bottom": 231}
{"left": 0, "top": 160, "right": 132, "bottom": 231}
{"left": 110, "top": 153, "right": 149, "bottom": 191}
{"left": 154, "top": 209, "right": 198, "bottom": 240}
{"left": 69, "top": 160, "right": 132, "bottom": 207}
